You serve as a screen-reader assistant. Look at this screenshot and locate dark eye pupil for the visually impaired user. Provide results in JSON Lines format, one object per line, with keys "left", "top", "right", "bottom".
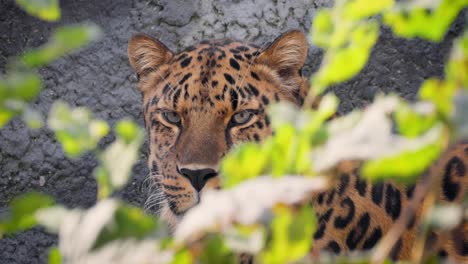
{"left": 164, "top": 112, "right": 180, "bottom": 123}
{"left": 234, "top": 111, "right": 251, "bottom": 124}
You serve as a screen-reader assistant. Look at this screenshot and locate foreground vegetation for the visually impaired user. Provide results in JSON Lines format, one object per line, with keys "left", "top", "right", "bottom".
{"left": 1, "top": 0, "right": 467, "bottom": 263}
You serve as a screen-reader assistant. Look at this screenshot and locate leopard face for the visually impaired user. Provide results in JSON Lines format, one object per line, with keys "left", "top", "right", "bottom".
{"left": 128, "top": 31, "right": 308, "bottom": 228}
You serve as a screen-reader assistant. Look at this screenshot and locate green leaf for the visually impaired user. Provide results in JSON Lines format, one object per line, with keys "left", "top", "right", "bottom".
{"left": 299, "top": 94, "right": 337, "bottom": 145}
{"left": 199, "top": 235, "right": 237, "bottom": 264}
{"left": 15, "top": 0, "right": 60, "bottom": 21}
{"left": 383, "top": 0, "right": 467, "bottom": 42}
{"left": 260, "top": 205, "right": 316, "bottom": 264}
{"left": 115, "top": 119, "right": 141, "bottom": 144}
{"left": 48, "top": 247, "right": 61, "bottom": 264}
{"left": 171, "top": 249, "right": 192, "bottom": 264}
{"left": 270, "top": 124, "right": 296, "bottom": 176}
{"left": 0, "top": 24, "right": 99, "bottom": 129}
{"left": 0, "top": 71, "right": 42, "bottom": 101}
{"left": 94, "top": 120, "right": 144, "bottom": 198}
{"left": 394, "top": 102, "right": 437, "bottom": 138}
{"left": 311, "top": 9, "right": 341, "bottom": 49}
{"left": 313, "top": 21, "right": 379, "bottom": 91}
{"left": 21, "top": 24, "right": 101, "bottom": 68}
{"left": 344, "top": 0, "right": 394, "bottom": 20}
{"left": 0, "top": 71, "right": 42, "bottom": 128}
{"left": 94, "top": 166, "right": 112, "bottom": 200}
{"left": 93, "top": 205, "right": 159, "bottom": 249}
{"left": 446, "top": 31, "right": 468, "bottom": 88}
{"left": 0, "top": 192, "right": 54, "bottom": 237}
{"left": 48, "top": 101, "right": 110, "bottom": 158}
{"left": 0, "top": 70, "right": 42, "bottom": 127}
{"left": 312, "top": 96, "right": 447, "bottom": 175}
{"left": 221, "top": 142, "right": 271, "bottom": 188}
{"left": 362, "top": 135, "right": 444, "bottom": 183}
{"left": 0, "top": 109, "right": 15, "bottom": 128}
{"left": 222, "top": 97, "right": 337, "bottom": 181}
{"left": 419, "top": 78, "right": 457, "bottom": 118}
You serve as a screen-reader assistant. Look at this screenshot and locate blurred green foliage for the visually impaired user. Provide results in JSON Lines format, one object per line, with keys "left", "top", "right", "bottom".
{"left": 311, "top": 13, "right": 379, "bottom": 93}
{"left": 221, "top": 94, "right": 337, "bottom": 187}
{"left": 0, "top": 71, "right": 41, "bottom": 127}
{"left": 394, "top": 102, "right": 437, "bottom": 138}
{"left": 0, "top": 0, "right": 466, "bottom": 263}
{"left": 47, "top": 101, "right": 145, "bottom": 199}
{"left": 0, "top": 24, "right": 99, "bottom": 129}
{"left": 15, "top": 0, "right": 60, "bottom": 21}
{"left": 94, "top": 119, "right": 144, "bottom": 199}
{"left": 92, "top": 205, "right": 160, "bottom": 249}
{"left": 48, "top": 101, "right": 109, "bottom": 157}
{"left": 0, "top": 192, "right": 54, "bottom": 237}
{"left": 260, "top": 205, "right": 316, "bottom": 264}
{"left": 447, "top": 32, "right": 468, "bottom": 87}
{"left": 361, "top": 137, "right": 445, "bottom": 183}
{"left": 383, "top": 0, "right": 467, "bottom": 41}
{"left": 21, "top": 25, "right": 101, "bottom": 68}
{"left": 199, "top": 235, "right": 238, "bottom": 264}
{"left": 48, "top": 247, "right": 61, "bottom": 264}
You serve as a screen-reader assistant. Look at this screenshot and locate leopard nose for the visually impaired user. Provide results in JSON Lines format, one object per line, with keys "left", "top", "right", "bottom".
{"left": 179, "top": 167, "right": 218, "bottom": 192}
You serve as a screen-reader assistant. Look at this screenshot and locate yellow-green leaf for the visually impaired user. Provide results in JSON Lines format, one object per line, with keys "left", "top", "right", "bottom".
{"left": 313, "top": 21, "right": 379, "bottom": 89}
{"left": 260, "top": 205, "right": 315, "bottom": 264}
{"left": 446, "top": 31, "right": 468, "bottom": 88}
{"left": 115, "top": 119, "right": 141, "bottom": 143}
{"left": 93, "top": 205, "right": 159, "bottom": 249}
{"left": 21, "top": 24, "right": 101, "bottom": 68}
{"left": 362, "top": 138, "right": 444, "bottom": 183}
{"left": 383, "top": 0, "right": 467, "bottom": 42}
{"left": 394, "top": 102, "right": 437, "bottom": 138}
{"left": 0, "top": 192, "right": 54, "bottom": 237}
{"left": 48, "top": 247, "right": 61, "bottom": 264}
{"left": 344, "top": 0, "right": 394, "bottom": 20}
{"left": 94, "top": 122, "right": 144, "bottom": 196}
{"left": 221, "top": 142, "right": 271, "bottom": 188}
{"left": 419, "top": 78, "right": 457, "bottom": 117}
{"left": 15, "top": 0, "right": 60, "bottom": 21}
{"left": 48, "top": 101, "right": 110, "bottom": 158}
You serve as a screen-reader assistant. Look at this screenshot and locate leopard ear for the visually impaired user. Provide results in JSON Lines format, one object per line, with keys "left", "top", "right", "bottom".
{"left": 256, "top": 30, "right": 308, "bottom": 78}
{"left": 128, "top": 33, "right": 173, "bottom": 77}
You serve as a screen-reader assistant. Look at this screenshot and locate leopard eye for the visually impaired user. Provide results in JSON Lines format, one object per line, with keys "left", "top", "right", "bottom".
{"left": 162, "top": 111, "right": 181, "bottom": 124}
{"left": 231, "top": 110, "right": 254, "bottom": 126}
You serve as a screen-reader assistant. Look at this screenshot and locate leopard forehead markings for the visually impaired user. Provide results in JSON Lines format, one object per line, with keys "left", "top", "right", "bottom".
{"left": 149, "top": 44, "right": 265, "bottom": 117}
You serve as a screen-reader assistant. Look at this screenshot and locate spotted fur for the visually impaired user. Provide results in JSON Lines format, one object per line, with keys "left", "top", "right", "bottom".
{"left": 128, "top": 30, "right": 467, "bottom": 261}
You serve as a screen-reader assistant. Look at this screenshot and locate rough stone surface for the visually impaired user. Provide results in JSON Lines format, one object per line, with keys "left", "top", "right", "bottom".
{"left": 0, "top": 0, "right": 465, "bottom": 263}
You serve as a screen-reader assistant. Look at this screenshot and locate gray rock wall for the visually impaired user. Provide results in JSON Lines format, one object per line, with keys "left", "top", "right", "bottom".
{"left": 0, "top": 0, "right": 465, "bottom": 263}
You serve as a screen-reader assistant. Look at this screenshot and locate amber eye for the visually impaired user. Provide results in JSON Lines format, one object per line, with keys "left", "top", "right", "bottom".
{"left": 162, "top": 111, "right": 181, "bottom": 125}
{"left": 231, "top": 110, "right": 254, "bottom": 126}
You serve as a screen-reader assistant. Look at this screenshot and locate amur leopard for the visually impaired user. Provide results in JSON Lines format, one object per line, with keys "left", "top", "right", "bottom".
{"left": 127, "top": 30, "right": 467, "bottom": 262}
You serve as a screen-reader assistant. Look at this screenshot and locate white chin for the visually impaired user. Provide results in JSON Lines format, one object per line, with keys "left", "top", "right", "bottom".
{"left": 159, "top": 195, "right": 200, "bottom": 232}
{"left": 160, "top": 204, "right": 180, "bottom": 232}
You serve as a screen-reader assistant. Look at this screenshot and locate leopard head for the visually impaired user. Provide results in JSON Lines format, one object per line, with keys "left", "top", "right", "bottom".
{"left": 128, "top": 30, "right": 309, "bottom": 228}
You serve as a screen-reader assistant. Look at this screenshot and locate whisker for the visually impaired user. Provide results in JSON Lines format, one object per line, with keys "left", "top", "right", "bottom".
{"left": 141, "top": 171, "right": 166, "bottom": 215}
